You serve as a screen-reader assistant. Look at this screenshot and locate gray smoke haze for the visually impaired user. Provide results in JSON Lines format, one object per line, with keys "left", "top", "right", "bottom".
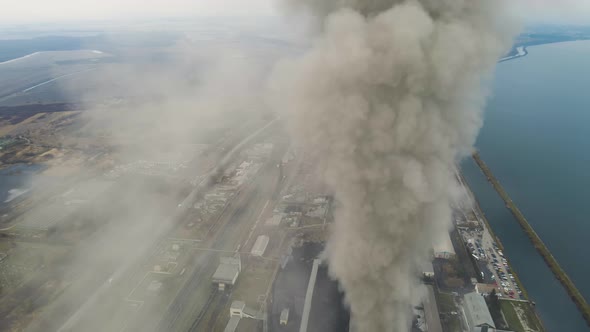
{"left": 0, "top": 22, "right": 288, "bottom": 332}
{"left": 270, "top": 0, "right": 516, "bottom": 330}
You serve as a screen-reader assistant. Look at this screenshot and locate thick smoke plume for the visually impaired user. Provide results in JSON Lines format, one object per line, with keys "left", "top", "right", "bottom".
{"left": 270, "top": 0, "right": 516, "bottom": 330}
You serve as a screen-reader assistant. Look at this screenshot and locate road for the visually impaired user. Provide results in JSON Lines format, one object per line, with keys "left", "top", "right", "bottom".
{"left": 0, "top": 67, "right": 99, "bottom": 104}
{"left": 149, "top": 147, "right": 282, "bottom": 332}
{"left": 19, "top": 120, "right": 279, "bottom": 332}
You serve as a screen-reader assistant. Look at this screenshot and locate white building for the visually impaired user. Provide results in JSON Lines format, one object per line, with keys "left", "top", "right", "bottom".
{"left": 225, "top": 300, "right": 259, "bottom": 332}
{"left": 229, "top": 300, "right": 257, "bottom": 319}
{"left": 422, "top": 261, "right": 435, "bottom": 279}
{"left": 424, "top": 285, "right": 443, "bottom": 332}
{"left": 280, "top": 308, "right": 290, "bottom": 325}
{"left": 230, "top": 301, "right": 246, "bottom": 317}
{"left": 433, "top": 232, "right": 456, "bottom": 259}
{"left": 251, "top": 235, "right": 269, "bottom": 257}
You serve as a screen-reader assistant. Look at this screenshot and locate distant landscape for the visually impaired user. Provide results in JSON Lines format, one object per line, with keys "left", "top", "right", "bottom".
{"left": 504, "top": 25, "right": 590, "bottom": 57}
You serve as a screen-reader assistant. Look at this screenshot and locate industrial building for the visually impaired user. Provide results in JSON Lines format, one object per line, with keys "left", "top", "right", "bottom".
{"left": 463, "top": 292, "right": 495, "bottom": 330}
{"left": 224, "top": 301, "right": 260, "bottom": 332}
{"left": 224, "top": 316, "right": 241, "bottom": 332}
{"left": 280, "top": 308, "right": 290, "bottom": 325}
{"left": 300, "top": 259, "right": 320, "bottom": 332}
{"left": 230, "top": 301, "right": 246, "bottom": 317}
{"left": 265, "top": 214, "right": 282, "bottom": 226}
{"left": 229, "top": 300, "right": 257, "bottom": 319}
{"left": 422, "top": 261, "right": 435, "bottom": 279}
{"left": 475, "top": 283, "right": 501, "bottom": 295}
{"left": 423, "top": 285, "right": 443, "bottom": 332}
{"left": 212, "top": 255, "right": 242, "bottom": 291}
{"left": 250, "top": 235, "right": 269, "bottom": 257}
{"left": 433, "top": 231, "right": 456, "bottom": 259}
{"left": 472, "top": 327, "right": 513, "bottom": 332}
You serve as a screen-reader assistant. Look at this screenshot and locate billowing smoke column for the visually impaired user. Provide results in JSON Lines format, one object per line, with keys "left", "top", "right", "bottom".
{"left": 270, "top": 0, "right": 515, "bottom": 330}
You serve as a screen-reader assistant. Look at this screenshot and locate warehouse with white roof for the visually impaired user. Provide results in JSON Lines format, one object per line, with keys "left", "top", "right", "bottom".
{"left": 251, "top": 235, "right": 269, "bottom": 257}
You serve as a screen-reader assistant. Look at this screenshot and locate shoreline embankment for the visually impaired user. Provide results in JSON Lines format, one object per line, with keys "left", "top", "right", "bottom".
{"left": 456, "top": 170, "right": 532, "bottom": 301}
{"left": 499, "top": 46, "right": 528, "bottom": 63}
{"left": 472, "top": 152, "right": 590, "bottom": 327}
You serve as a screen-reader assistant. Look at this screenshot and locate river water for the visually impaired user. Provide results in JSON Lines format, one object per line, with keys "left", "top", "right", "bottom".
{"left": 461, "top": 40, "right": 590, "bottom": 332}
{"left": 0, "top": 164, "right": 44, "bottom": 206}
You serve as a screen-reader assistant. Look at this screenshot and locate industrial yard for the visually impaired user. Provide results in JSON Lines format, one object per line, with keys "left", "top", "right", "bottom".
{"left": 0, "top": 91, "right": 337, "bottom": 332}
{"left": 414, "top": 172, "right": 545, "bottom": 332}
{"left": 0, "top": 17, "right": 567, "bottom": 332}
{"left": 0, "top": 91, "right": 548, "bottom": 332}
{"left": 0, "top": 30, "right": 304, "bottom": 331}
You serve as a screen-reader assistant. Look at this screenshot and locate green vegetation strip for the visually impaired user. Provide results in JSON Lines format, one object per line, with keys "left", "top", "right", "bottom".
{"left": 436, "top": 292, "right": 455, "bottom": 312}
{"left": 435, "top": 291, "right": 462, "bottom": 332}
{"left": 473, "top": 152, "right": 590, "bottom": 326}
{"left": 500, "top": 299, "right": 543, "bottom": 332}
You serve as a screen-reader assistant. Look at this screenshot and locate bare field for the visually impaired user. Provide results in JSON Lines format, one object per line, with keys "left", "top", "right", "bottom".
{"left": 501, "top": 299, "right": 544, "bottom": 332}
{"left": 232, "top": 259, "right": 275, "bottom": 305}
{"left": 0, "top": 242, "right": 68, "bottom": 294}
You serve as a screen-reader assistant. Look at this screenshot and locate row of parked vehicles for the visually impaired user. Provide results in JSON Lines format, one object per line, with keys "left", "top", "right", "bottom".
{"left": 490, "top": 245, "right": 524, "bottom": 299}
{"left": 468, "top": 237, "right": 486, "bottom": 260}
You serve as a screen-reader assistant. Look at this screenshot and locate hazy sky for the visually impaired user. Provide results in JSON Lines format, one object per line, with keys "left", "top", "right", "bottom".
{"left": 0, "top": 0, "right": 275, "bottom": 24}
{"left": 514, "top": 0, "right": 590, "bottom": 25}
{"left": 0, "top": 0, "right": 589, "bottom": 24}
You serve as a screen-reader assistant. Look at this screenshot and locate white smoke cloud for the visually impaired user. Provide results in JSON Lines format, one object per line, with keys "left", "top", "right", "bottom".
{"left": 269, "top": 0, "right": 517, "bottom": 330}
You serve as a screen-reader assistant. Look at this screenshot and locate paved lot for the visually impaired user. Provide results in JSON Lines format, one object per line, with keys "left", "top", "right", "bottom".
{"left": 459, "top": 218, "right": 524, "bottom": 300}
{"left": 455, "top": 170, "right": 524, "bottom": 300}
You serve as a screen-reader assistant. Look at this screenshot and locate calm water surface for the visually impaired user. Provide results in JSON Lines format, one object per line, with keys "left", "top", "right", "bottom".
{"left": 462, "top": 40, "right": 590, "bottom": 332}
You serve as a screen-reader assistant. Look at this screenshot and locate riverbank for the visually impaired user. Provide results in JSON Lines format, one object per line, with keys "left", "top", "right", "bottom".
{"left": 472, "top": 152, "right": 590, "bottom": 327}
{"left": 457, "top": 170, "right": 532, "bottom": 302}
{"left": 500, "top": 46, "right": 528, "bottom": 62}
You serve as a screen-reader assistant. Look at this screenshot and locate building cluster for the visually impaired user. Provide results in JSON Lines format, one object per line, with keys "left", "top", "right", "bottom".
{"left": 193, "top": 188, "right": 234, "bottom": 222}
{"left": 417, "top": 199, "right": 537, "bottom": 331}
{"left": 226, "top": 161, "right": 261, "bottom": 187}
{"left": 419, "top": 286, "right": 512, "bottom": 332}
{"left": 183, "top": 149, "right": 271, "bottom": 234}
{"left": 211, "top": 234, "right": 270, "bottom": 293}
{"left": 271, "top": 194, "right": 331, "bottom": 229}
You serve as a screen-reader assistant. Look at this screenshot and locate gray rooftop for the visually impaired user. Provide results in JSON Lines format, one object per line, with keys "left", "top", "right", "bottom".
{"left": 212, "top": 263, "right": 240, "bottom": 283}
{"left": 422, "top": 261, "right": 435, "bottom": 274}
{"left": 224, "top": 316, "right": 241, "bottom": 332}
{"left": 433, "top": 231, "right": 456, "bottom": 254}
{"left": 464, "top": 292, "right": 495, "bottom": 329}
{"left": 231, "top": 301, "right": 245, "bottom": 310}
{"left": 280, "top": 308, "right": 289, "bottom": 321}
{"left": 472, "top": 327, "right": 512, "bottom": 332}
{"left": 300, "top": 259, "right": 320, "bottom": 332}
{"left": 424, "top": 285, "right": 443, "bottom": 332}
{"left": 242, "top": 306, "right": 259, "bottom": 319}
